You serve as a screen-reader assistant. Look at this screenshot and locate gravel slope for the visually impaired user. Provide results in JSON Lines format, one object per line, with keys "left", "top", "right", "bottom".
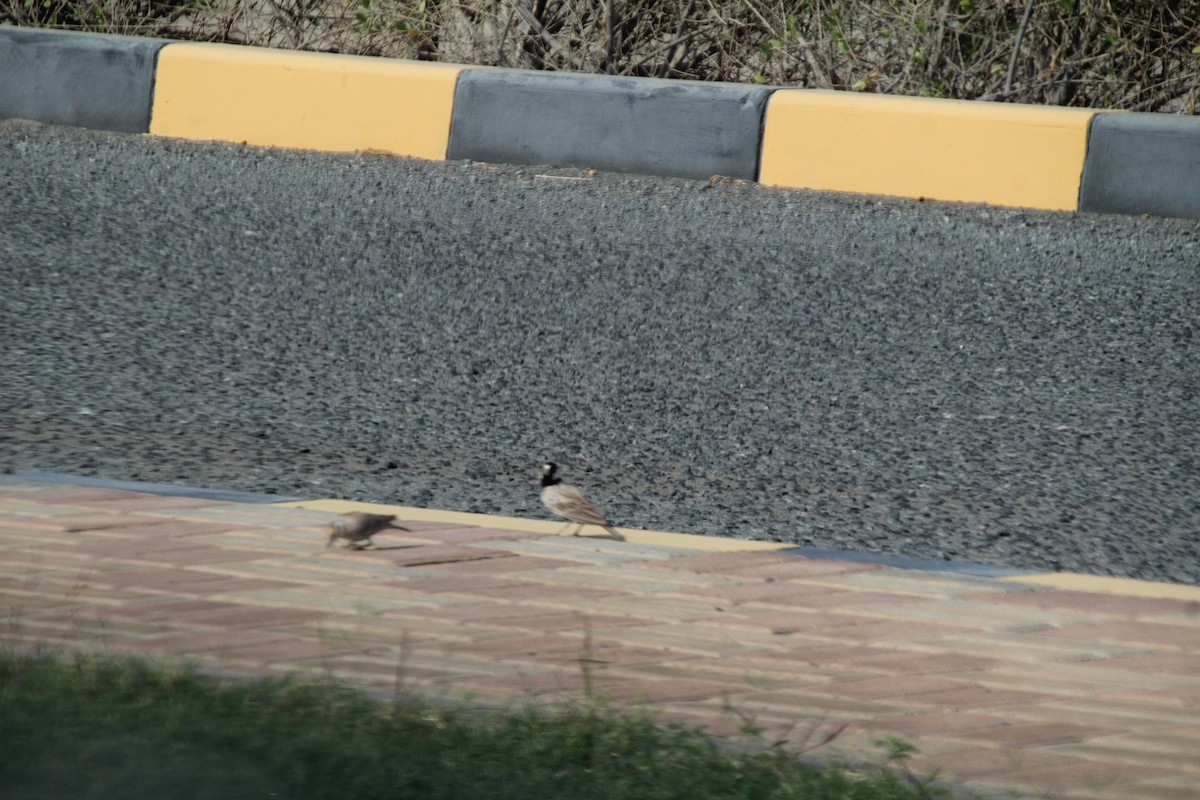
{"left": 2, "top": 119, "right": 1198, "bottom": 583}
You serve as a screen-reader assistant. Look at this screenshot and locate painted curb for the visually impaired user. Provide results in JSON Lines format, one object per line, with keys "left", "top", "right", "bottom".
{"left": 0, "top": 26, "right": 166, "bottom": 134}
{"left": 759, "top": 88, "right": 1095, "bottom": 211}
{"left": 3, "top": 27, "right": 1200, "bottom": 217}
{"left": 1079, "top": 112, "right": 1200, "bottom": 219}
{"left": 447, "top": 69, "right": 770, "bottom": 181}
{"left": 149, "top": 41, "right": 463, "bottom": 160}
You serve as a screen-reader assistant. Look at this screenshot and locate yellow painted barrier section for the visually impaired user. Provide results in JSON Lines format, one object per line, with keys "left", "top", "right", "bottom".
{"left": 150, "top": 43, "right": 463, "bottom": 159}
{"left": 760, "top": 90, "right": 1096, "bottom": 211}
{"left": 282, "top": 498, "right": 793, "bottom": 552}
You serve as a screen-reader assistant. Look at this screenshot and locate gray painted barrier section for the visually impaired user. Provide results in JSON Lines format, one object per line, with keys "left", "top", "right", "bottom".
{"left": 448, "top": 70, "right": 771, "bottom": 182}
{"left": 0, "top": 26, "right": 166, "bottom": 133}
{"left": 1079, "top": 112, "right": 1200, "bottom": 220}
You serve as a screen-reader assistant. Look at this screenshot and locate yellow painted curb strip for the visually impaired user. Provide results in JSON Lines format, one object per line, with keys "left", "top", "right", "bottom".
{"left": 279, "top": 498, "right": 793, "bottom": 552}
{"left": 760, "top": 90, "right": 1096, "bottom": 211}
{"left": 150, "top": 42, "right": 462, "bottom": 159}
{"left": 1004, "top": 572, "right": 1200, "bottom": 601}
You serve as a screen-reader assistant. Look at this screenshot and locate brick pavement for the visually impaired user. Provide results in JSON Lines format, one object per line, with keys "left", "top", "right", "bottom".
{"left": 1, "top": 474, "right": 1198, "bottom": 799}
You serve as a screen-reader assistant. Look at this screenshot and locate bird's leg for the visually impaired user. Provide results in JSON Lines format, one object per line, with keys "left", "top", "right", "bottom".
{"left": 553, "top": 523, "right": 574, "bottom": 536}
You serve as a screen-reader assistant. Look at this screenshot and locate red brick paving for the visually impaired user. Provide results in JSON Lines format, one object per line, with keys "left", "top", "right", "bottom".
{"left": 353, "top": 544, "right": 515, "bottom": 567}
{"left": 0, "top": 513, "right": 172, "bottom": 532}
{"left": 1034, "top": 620, "right": 1200, "bottom": 648}
{"left": 981, "top": 588, "right": 1196, "bottom": 616}
{"left": 2, "top": 477, "right": 1198, "bottom": 800}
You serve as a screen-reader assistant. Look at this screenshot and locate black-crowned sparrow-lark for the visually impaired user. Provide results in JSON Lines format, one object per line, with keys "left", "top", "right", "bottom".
{"left": 539, "top": 462, "right": 625, "bottom": 541}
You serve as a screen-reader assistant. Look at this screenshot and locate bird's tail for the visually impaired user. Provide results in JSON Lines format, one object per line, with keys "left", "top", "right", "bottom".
{"left": 604, "top": 526, "right": 626, "bottom": 542}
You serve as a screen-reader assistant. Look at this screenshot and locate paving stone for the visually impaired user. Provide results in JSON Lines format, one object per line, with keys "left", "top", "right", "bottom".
{"left": 1034, "top": 620, "right": 1200, "bottom": 649}
{"left": 0, "top": 513, "right": 172, "bottom": 532}
{"left": 60, "top": 495, "right": 228, "bottom": 512}
{"left": 953, "top": 720, "right": 1116, "bottom": 747}
{"left": 1009, "top": 698, "right": 1200, "bottom": 729}
{"left": 495, "top": 538, "right": 669, "bottom": 565}
{"left": 87, "top": 598, "right": 247, "bottom": 621}
{"left": 924, "top": 684, "right": 1059, "bottom": 710}
{"left": 86, "top": 567, "right": 299, "bottom": 594}
{"left": 445, "top": 609, "right": 651, "bottom": 633}
{"left": 873, "top": 597, "right": 1102, "bottom": 631}
{"left": 428, "top": 554, "right": 589, "bottom": 573}
{"left": 870, "top": 710, "right": 1013, "bottom": 739}
{"left": 914, "top": 746, "right": 1105, "bottom": 781}
{"left": 320, "top": 612, "right": 506, "bottom": 644}
{"left": 2, "top": 487, "right": 148, "bottom": 504}
{"left": 690, "top": 607, "right": 871, "bottom": 635}
{"left": 671, "top": 580, "right": 836, "bottom": 604}
{"left": 108, "top": 627, "right": 295, "bottom": 654}
{"left": 990, "top": 758, "right": 1167, "bottom": 796}
{"left": 198, "top": 636, "right": 387, "bottom": 664}
{"left": 980, "top": 589, "right": 1198, "bottom": 617}
{"left": 170, "top": 507, "right": 330, "bottom": 526}
{"left": 384, "top": 574, "right": 534, "bottom": 594}
{"left": 561, "top": 594, "right": 732, "bottom": 622}
{"left": 438, "top": 669, "right": 630, "bottom": 699}
{"left": 526, "top": 566, "right": 720, "bottom": 594}
{"left": 702, "top": 688, "right": 914, "bottom": 718}
{"left": 1084, "top": 774, "right": 1200, "bottom": 800}
{"left": 933, "top": 631, "right": 1154, "bottom": 664}
{"left": 976, "top": 661, "right": 1200, "bottom": 696}
{"left": 350, "top": 544, "right": 516, "bottom": 568}
{"left": 810, "top": 570, "right": 1032, "bottom": 599}
{"left": 61, "top": 539, "right": 279, "bottom": 566}
{"left": 417, "top": 581, "right": 626, "bottom": 602}
{"left": 396, "top": 525, "right": 545, "bottom": 544}
{"left": 1081, "top": 725, "right": 1200, "bottom": 761}
{"left": 648, "top": 551, "right": 801, "bottom": 573}
{"left": 750, "top": 644, "right": 1003, "bottom": 675}
{"left": 595, "top": 624, "right": 801, "bottom": 659}
{"left": 807, "top": 674, "right": 969, "bottom": 700}
{"left": 1095, "top": 651, "right": 1200, "bottom": 675}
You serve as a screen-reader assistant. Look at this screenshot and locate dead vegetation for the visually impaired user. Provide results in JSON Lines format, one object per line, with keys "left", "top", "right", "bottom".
{"left": 3, "top": 0, "right": 1198, "bottom": 111}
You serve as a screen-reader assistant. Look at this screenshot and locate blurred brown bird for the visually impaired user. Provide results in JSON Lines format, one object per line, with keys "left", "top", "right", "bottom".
{"left": 325, "top": 512, "right": 409, "bottom": 549}
{"left": 539, "top": 462, "right": 625, "bottom": 541}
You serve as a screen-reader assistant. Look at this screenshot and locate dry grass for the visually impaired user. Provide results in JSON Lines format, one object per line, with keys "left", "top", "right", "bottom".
{"left": 2, "top": 0, "right": 1198, "bottom": 110}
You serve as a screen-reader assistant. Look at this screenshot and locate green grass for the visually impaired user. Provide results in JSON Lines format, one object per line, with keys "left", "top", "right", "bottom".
{"left": 0, "top": 651, "right": 951, "bottom": 799}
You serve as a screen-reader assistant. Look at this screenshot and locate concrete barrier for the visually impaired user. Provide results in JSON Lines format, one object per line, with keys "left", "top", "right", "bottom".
{"left": 4, "top": 28, "right": 1200, "bottom": 220}
{"left": 149, "top": 42, "right": 463, "bottom": 160}
{"left": 760, "top": 89, "right": 1096, "bottom": 212}
{"left": 0, "top": 26, "right": 166, "bottom": 133}
{"left": 1079, "top": 112, "right": 1200, "bottom": 220}
{"left": 447, "top": 70, "right": 771, "bottom": 182}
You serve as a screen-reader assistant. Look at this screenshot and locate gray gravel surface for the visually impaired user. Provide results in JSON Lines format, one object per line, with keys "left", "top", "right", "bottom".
{"left": 2, "top": 119, "right": 1198, "bottom": 583}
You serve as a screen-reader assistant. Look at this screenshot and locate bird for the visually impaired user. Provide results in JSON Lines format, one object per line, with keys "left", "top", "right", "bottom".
{"left": 539, "top": 462, "right": 625, "bottom": 541}
{"left": 325, "top": 512, "right": 409, "bottom": 549}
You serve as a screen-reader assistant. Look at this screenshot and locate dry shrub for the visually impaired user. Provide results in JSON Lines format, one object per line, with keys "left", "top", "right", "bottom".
{"left": 3, "top": 0, "right": 1198, "bottom": 111}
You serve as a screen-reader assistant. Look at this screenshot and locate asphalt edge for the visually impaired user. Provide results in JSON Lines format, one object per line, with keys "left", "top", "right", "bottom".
{"left": 11, "top": 469, "right": 1200, "bottom": 602}
{"left": 4, "top": 26, "right": 1200, "bottom": 219}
